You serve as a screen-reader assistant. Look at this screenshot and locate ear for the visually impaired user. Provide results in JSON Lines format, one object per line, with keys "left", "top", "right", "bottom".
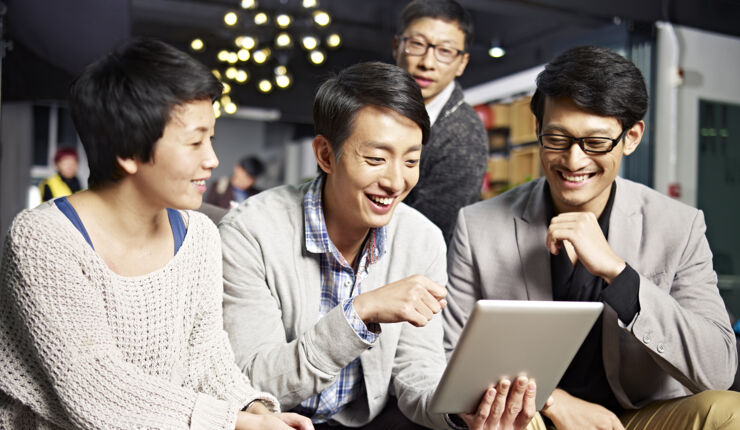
{"left": 312, "top": 135, "right": 335, "bottom": 175}
{"left": 455, "top": 52, "right": 470, "bottom": 77}
{"left": 622, "top": 120, "right": 645, "bottom": 156}
{"left": 116, "top": 156, "right": 139, "bottom": 175}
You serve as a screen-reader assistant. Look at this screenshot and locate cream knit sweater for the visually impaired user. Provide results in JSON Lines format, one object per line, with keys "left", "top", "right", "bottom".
{"left": 0, "top": 202, "right": 278, "bottom": 429}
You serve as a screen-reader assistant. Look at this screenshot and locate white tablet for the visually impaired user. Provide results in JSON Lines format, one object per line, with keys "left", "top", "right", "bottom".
{"left": 430, "top": 300, "right": 603, "bottom": 414}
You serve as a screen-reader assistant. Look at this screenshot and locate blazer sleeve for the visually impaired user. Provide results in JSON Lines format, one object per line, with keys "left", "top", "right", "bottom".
{"left": 625, "top": 209, "right": 738, "bottom": 391}
{"left": 220, "top": 221, "right": 372, "bottom": 409}
{"left": 391, "top": 228, "right": 450, "bottom": 429}
{"left": 442, "top": 208, "right": 481, "bottom": 358}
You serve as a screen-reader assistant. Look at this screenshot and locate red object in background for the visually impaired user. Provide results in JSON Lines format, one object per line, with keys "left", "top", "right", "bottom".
{"left": 474, "top": 104, "right": 492, "bottom": 129}
{"left": 668, "top": 182, "right": 682, "bottom": 198}
{"left": 481, "top": 171, "right": 490, "bottom": 193}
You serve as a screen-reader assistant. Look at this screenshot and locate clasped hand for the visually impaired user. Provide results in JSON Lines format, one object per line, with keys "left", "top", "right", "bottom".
{"left": 546, "top": 212, "right": 625, "bottom": 283}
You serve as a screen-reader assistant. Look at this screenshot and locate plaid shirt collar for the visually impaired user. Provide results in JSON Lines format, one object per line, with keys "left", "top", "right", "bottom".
{"left": 303, "top": 174, "right": 386, "bottom": 265}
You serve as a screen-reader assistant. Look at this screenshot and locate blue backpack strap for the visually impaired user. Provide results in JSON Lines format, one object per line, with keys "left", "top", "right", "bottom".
{"left": 55, "top": 197, "right": 95, "bottom": 249}
{"left": 167, "top": 208, "right": 187, "bottom": 255}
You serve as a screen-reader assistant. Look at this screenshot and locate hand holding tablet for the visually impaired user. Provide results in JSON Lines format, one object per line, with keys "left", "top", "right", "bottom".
{"left": 431, "top": 300, "right": 603, "bottom": 415}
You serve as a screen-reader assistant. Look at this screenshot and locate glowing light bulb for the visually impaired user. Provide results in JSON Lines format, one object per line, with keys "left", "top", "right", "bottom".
{"left": 276, "top": 14, "right": 292, "bottom": 28}
{"left": 275, "top": 74, "right": 291, "bottom": 88}
{"left": 224, "top": 11, "right": 238, "bottom": 26}
{"left": 313, "top": 10, "right": 330, "bottom": 27}
{"left": 254, "top": 12, "right": 268, "bottom": 25}
{"left": 235, "top": 70, "right": 248, "bottom": 83}
{"left": 258, "top": 79, "right": 273, "bottom": 93}
{"left": 326, "top": 33, "right": 341, "bottom": 48}
{"left": 190, "top": 38, "right": 204, "bottom": 51}
{"left": 275, "top": 32, "right": 292, "bottom": 48}
{"left": 301, "top": 35, "right": 318, "bottom": 50}
{"left": 224, "top": 102, "right": 237, "bottom": 114}
{"left": 309, "top": 50, "right": 325, "bottom": 65}
{"left": 238, "top": 49, "right": 250, "bottom": 61}
{"left": 240, "top": 0, "right": 257, "bottom": 9}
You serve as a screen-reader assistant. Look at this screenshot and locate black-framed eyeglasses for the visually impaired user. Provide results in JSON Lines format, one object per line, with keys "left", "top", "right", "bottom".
{"left": 399, "top": 36, "right": 466, "bottom": 64}
{"left": 538, "top": 129, "right": 627, "bottom": 154}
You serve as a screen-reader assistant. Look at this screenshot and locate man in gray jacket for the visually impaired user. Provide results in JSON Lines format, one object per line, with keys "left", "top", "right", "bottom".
{"left": 393, "top": 0, "right": 488, "bottom": 245}
{"left": 444, "top": 46, "right": 739, "bottom": 430}
{"left": 220, "top": 62, "right": 543, "bottom": 430}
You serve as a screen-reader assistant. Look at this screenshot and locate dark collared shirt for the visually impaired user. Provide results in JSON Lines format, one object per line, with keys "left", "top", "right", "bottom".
{"left": 545, "top": 181, "right": 640, "bottom": 413}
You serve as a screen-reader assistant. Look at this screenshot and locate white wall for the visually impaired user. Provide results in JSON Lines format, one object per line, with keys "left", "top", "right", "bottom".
{"left": 654, "top": 24, "right": 740, "bottom": 206}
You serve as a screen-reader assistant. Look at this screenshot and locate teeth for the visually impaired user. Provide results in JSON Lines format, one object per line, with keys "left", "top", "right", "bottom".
{"left": 192, "top": 180, "right": 206, "bottom": 186}
{"left": 369, "top": 195, "right": 393, "bottom": 206}
{"left": 562, "top": 173, "right": 589, "bottom": 182}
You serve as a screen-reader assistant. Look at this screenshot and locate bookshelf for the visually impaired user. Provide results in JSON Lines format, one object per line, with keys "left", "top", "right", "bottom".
{"left": 475, "top": 95, "right": 541, "bottom": 200}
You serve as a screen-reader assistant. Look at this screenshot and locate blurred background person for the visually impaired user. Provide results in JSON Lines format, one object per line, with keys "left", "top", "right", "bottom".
{"left": 207, "top": 155, "right": 265, "bottom": 209}
{"left": 38, "top": 147, "right": 82, "bottom": 202}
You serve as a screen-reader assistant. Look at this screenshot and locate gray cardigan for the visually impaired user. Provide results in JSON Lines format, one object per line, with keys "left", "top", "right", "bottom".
{"left": 220, "top": 183, "right": 451, "bottom": 428}
{"left": 405, "top": 82, "right": 488, "bottom": 245}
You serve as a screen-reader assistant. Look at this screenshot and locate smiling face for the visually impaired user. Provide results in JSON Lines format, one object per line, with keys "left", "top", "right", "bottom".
{"left": 393, "top": 17, "right": 469, "bottom": 104}
{"left": 317, "top": 105, "right": 423, "bottom": 242}
{"left": 540, "top": 97, "right": 643, "bottom": 216}
{"left": 127, "top": 99, "right": 218, "bottom": 210}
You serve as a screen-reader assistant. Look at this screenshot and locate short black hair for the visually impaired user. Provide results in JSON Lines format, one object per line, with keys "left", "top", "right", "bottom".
{"left": 238, "top": 156, "right": 265, "bottom": 177}
{"left": 313, "top": 61, "right": 430, "bottom": 158}
{"left": 530, "top": 45, "right": 648, "bottom": 130}
{"left": 69, "top": 38, "right": 222, "bottom": 188}
{"left": 398, "top": 0, "right": 474, "bottom": 52}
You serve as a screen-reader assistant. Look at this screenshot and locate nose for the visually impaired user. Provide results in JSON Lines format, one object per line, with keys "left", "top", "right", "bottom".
{"left": 203, "top": 140, "right": 219, "bottom": 170}
{"left": 380, "top": 161, "right": 405, "bottom": 193}
{"left": 419, "top": 46, "right": 436, "bottom": 69}
{"left": 563, "top": 140, "right": 589, "bottom": 167}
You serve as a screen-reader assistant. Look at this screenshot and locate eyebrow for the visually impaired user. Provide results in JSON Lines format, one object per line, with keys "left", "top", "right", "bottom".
{"left": 364, "top": 141, "right": 422, "bottom": 154}
{"left": 406, "top": 32, "right": 458, "bottom": 46}
{"left": 542, "top": 125, "right": 616, "bottom": 136}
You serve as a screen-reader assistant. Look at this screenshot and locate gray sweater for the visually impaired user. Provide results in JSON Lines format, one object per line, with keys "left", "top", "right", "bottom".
{"left": 219, "top": 182, "right": 452, "bottom": 429}
{"left": 405, "top": 82, "right": 488, "bottom": 245}
{"left": 0, "top": 203, "right": 278, "bottom": 429}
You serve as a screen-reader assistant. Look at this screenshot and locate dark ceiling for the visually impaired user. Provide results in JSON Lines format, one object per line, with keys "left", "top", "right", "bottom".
{"left": 4, "top": 0, "right": 740, "bottom": 124}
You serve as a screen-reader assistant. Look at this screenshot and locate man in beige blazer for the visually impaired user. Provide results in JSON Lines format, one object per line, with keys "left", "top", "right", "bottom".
{"left": 444, "top": 46, "right": 739, "bottom": 430}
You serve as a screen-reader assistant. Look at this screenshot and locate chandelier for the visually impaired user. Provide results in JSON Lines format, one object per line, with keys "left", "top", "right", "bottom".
{"left": 189, "top": 0, "right": 342, "bottom": 116}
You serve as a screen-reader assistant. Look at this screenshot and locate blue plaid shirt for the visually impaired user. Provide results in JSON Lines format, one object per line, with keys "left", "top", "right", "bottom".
{"left": 295, "top": 175, "right": 385, "bottom": 423}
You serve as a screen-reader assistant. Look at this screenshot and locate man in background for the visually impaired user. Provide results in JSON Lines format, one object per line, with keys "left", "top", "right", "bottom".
{"left": 39, "top": 147, "right": 82, "bottom": 202}
{"left": 393, "top": 0, "right": 488, "bottom": 244}
{"left": 207, "top": 155, "right": 264, "bottom": 209}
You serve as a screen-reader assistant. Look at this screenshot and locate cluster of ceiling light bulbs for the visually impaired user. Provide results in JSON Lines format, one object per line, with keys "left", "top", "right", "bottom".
{"left": 189, "top": 0, "right": 341, "bottom": 116}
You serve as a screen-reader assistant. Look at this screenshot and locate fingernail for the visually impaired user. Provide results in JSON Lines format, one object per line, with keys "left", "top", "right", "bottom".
{"left": 488, "top": 388, "right": 496, "bottom": 398}
{"left": 528, "top": 381, "right": 536, "bottom": 392}
{"left": 501, "top": 379, "right": 510, "bottom": 389}
{"left": 518, "top": 376, "right": 527, "bottom": 386}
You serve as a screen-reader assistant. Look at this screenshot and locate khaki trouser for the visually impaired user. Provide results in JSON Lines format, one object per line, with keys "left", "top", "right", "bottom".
{"left": 542, "top": 390, "right": 740, "bottom": 430}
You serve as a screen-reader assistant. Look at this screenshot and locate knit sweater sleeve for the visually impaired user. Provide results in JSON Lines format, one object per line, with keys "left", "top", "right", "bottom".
{"left": 183, "top": 213, "right": 280, "bottom": 414}
{"left": 0, "top": 209, "right": 248, "bottom": 429}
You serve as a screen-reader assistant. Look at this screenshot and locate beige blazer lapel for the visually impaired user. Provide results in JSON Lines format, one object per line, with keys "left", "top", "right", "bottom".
{"left": 515, "top": 178, "right": 553, "bottom": 301}
{"left": 601, "top": 177, "right": 643, "bottom": 409}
